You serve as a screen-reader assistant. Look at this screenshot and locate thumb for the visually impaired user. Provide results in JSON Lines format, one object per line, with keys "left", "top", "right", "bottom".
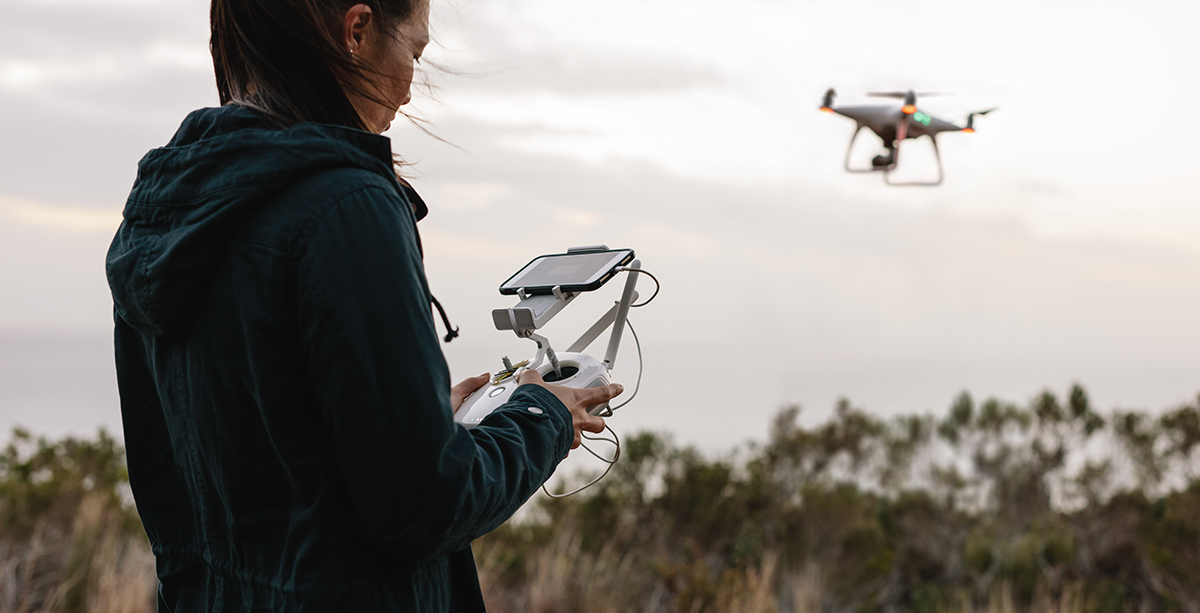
{"left": 516, "top": 368, "right": 545, "bottom": 386}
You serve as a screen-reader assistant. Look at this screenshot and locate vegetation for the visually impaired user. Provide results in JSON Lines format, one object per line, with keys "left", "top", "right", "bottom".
{"left": 476, "top": 386, "right": 1200, "bottom": 613}
{"left": 0, "top": 428, "right": 154, "bottom": 613}
{"left": 5, "top": 386, "right": 1200, "bottom": 612}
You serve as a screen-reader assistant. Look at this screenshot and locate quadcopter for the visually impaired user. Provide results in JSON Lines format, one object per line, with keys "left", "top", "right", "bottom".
{"left": 820, "top": 88, "right": 995, "bottom": 186}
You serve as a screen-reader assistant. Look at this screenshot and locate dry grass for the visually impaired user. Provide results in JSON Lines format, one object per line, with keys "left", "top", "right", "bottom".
{"left": 477, "top": 538, "right": 1118, "bottom": 613}
{"left": 0, "top": 505, "right": 1133, "bottom": 613}
{"left": 477, "top": 527, "right": 668, "bottom": 613}
{"left": 712, "top": 551, "right": 778, "bottom": 613}
{"left": 0, "top": 493, "right": 155, "bottom": 613}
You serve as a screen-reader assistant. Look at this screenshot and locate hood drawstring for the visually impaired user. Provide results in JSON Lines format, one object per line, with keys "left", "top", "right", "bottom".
{"left": 404, "top": 183, "right": 455, "bottom": 343}
{"left": 430, "top": 295, "right": 459, "bottom": 343}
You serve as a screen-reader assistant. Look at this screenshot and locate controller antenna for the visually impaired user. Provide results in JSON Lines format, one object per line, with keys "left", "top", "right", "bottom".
{"left": 546, "top": 347, "right": 563, "bottom": 379}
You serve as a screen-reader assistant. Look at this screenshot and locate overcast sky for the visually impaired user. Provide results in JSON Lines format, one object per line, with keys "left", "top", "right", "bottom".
{"left": 2, "top": 0, "right": 1199, "bottom": 452}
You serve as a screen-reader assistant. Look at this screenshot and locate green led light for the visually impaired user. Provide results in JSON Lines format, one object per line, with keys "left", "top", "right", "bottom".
{"left": 912, "top": 111, "right": 932, "bottom": 126}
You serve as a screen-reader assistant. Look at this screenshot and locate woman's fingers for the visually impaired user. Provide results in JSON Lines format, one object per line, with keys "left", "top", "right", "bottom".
{"left": 576, "top": 383, "right": 624, "bottom": 418}
{"left": 514, "top": 371, "right": 623, "bottom": 449}
{"left": 570, "top": 414, "right": 606, "bottom": 449}
{"left": 581, "top": 413, "right": 606, "bottom": 434}
{"left": 451, "top": 372, "right": 489, "bottom": 393}
{"left": 449, "top": 372, "right": 491, "bottom": 412}
{"left": 580, "top": 383, "right": 623, "bottom": 407}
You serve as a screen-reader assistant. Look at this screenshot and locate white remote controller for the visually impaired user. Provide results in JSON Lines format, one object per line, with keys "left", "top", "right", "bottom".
{"left": 454, "top": 352, "right": 612, "bottom": 428}
{"left": 454, "top": 247, "right": 642, "bottom": 430}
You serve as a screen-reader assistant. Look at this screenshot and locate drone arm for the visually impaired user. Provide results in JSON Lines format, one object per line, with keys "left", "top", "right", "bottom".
{"left": 964, "top": 108, "right": 996, "bottom": 132}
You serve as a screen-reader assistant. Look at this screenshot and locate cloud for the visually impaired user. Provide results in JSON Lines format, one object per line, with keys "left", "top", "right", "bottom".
{"left": 0, "top": 0, "right": 216, "bottom": 214}
{"left": 441, "top": 46, "right": 728, "bottom": 97}
{"left": 428, "top": 3, "right": 728, "bottom": 97}
{"left": 0, "top": 43, "right": 208, "bottom": 92}
{"left": 390, "top": 119, "right": 1200, "bottom": 447}
{"left": 1, "top": 0, "right": 1200, "bottom": 448}
{"left": 0, "top": 194, "right": 121, "bottom": 233}
{"left": 0, "top": 0, "right": 213, "bottom": 127}
{"left": 0, "top": 84, "right": 207, "bottom": 213}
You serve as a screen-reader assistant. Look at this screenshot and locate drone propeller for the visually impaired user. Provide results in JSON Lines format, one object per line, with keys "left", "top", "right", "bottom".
{"left": 820, "top": 88, "right": 836, "bottom": 112}
{"left": 865, "top": 91, "right": 947, "bottom": 98}
{"left": 963, "top": 108, "right": 998, "bottom": 132}
{"left": 865, "top": 90, "right": 948, "bottom": 114}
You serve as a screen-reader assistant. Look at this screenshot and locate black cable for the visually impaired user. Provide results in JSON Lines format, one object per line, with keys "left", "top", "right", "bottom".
{"left": 621, "top": 269, "right": 660, "bottom": 307}
{"left": 430, "top": 295, "right": 460, "bottom": 343}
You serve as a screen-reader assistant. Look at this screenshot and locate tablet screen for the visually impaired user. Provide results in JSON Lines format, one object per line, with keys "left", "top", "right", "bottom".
{"left": 500, "top": 250, "right": 632, "bottom": 294}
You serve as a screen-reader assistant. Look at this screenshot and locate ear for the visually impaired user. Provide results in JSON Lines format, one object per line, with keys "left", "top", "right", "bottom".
{"left": 343, "top": 4, "right": 374, "bottom": 55}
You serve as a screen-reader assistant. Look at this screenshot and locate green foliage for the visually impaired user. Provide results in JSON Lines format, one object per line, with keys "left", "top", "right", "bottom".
{"left": 0, "top": 427, "right": 153, "bottom": 613}
{"left": 0, "top": 427, "right": 138, "bottom": 536}
{"left": 10, "top": 390, "right": 1200, "bottom": 612}
{"left": 479, "top": 387, "right": 1200, "bottom": 612}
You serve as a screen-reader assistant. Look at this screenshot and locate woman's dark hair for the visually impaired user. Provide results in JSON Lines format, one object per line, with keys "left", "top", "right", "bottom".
{"left": 211, "top": 0, "right": 418, "bottom": 130}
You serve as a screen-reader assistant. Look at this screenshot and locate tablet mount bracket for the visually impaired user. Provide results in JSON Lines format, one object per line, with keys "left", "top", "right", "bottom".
{"left": 490, "top": 245, "right": 640, "bottom": 376}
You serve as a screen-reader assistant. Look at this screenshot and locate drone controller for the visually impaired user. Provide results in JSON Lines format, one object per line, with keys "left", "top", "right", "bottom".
{"left": 455, "top": 352, "right": 612, "bottom": 427}
{"left": 454, "top": 245, "right": 643, "bottom": 429}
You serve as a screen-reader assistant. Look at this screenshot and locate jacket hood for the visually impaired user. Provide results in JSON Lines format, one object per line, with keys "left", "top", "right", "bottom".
{"left": 106, "top": 104, "right": 426, "bottom": 337}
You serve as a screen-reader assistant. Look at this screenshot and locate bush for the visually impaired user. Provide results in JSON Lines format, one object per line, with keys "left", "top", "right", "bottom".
{"left": 0, "top": 428, "right": 154, "bottom": 613}
{"left": 477, "top": 387, "right": 1200, "bottom": 613}
{"left": 9, "top": 386, "right": 1200, "bottom": 612}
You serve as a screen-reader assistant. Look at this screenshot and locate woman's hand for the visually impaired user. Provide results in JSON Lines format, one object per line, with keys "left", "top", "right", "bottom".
{"left": 450, "top": 373, "right": 491, "bottom": 413}
{"left": 516, "top": 369, "right": 622, "bottom": 450}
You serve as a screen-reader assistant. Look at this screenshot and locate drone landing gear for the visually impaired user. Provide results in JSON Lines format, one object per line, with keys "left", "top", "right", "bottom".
{"left": 884, "top": 136, "right": 943, "bottom": 187}
{"left": 843, "top": 125, "right": 888, "bottom": 173}
{"left": 842, "top": 125, "right": 944, "bottom": 186}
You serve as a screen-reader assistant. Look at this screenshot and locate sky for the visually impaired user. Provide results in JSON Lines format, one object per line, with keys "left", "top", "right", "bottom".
{"left": 1, "top": 0, "right": 1199, "bottom": 453}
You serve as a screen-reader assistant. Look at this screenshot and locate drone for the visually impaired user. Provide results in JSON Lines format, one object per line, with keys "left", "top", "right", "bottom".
{"left": 820, "top": 88, "right": 996, "bottom": 186}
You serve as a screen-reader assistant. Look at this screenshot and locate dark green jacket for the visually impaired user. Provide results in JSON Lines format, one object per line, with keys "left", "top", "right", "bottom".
{"left": 106, "top": 105, "right": 572, "bottom": 612}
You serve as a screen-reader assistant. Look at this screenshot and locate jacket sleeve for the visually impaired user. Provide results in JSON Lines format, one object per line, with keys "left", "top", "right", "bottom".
{"left": 296, "top": 182, "right": 572, "bottom": 560}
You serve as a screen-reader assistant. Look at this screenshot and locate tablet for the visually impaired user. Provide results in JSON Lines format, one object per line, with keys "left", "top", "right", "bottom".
{"left": 499, "top": 248, "right": 634, "bottom": 295}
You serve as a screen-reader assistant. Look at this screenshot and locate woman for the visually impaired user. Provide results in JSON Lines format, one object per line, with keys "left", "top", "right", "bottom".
{"left": 105, "top": 1, "right": 620, "bottom": 611}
